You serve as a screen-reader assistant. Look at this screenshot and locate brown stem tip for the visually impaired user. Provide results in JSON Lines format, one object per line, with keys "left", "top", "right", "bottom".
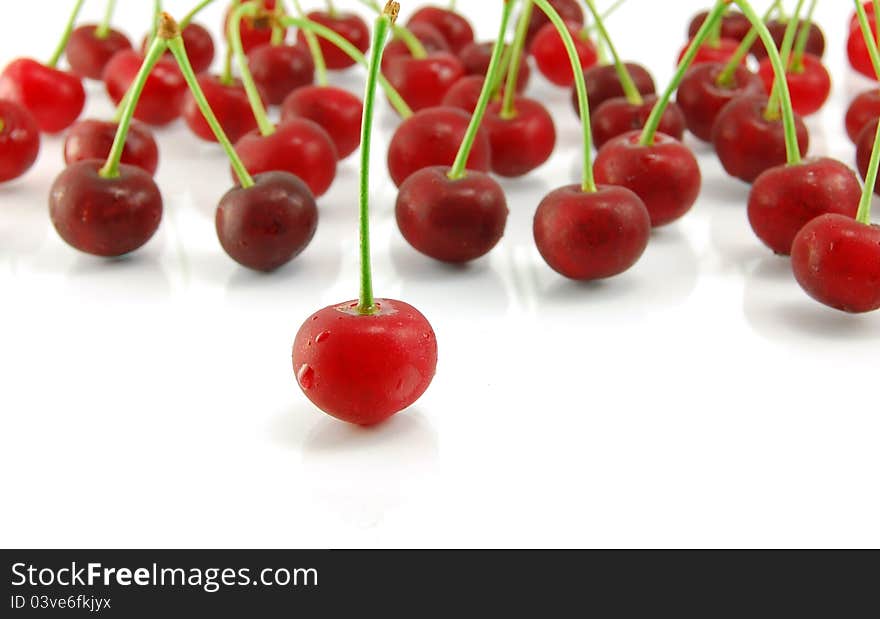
{"left": 383, "top": 1, "right": 400, "bottom": 24}
{"left": 158, "top": 12, "right": 181, "bottom": 40}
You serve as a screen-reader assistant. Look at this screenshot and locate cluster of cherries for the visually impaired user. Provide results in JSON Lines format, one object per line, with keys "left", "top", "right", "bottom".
{"left": 1, "top": 0, "right": 879, "bottom": 428}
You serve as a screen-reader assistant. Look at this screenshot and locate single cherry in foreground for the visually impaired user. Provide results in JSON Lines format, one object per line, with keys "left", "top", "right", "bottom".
{"left": 67, "top": 25, "right": 132, "bottom": 80}
{"left": 485, "top": 97, "right": 557, "bottom": 177}
{"left": 409, "top": 6, "right": 474, "bottom": 54}
{"left": 248, "top": 43, "right": 315, "bottom": 106}
{"left": 676, "top": 62, "right": 764, "bottom": 142}
{"left": 281, "top": 85, "right": 363, "bottom": 160}
{"left": 297, "top": 10, "right": 370, "bottom": 70}
{"left": 531, "top": 21, "right": 597, "bottom": 87}
{"left": 64, "top": 119, "right": 158, "bottom": 176}
{"left": 0, "top": 100, "right": 40, "bottom": 183}
{"left": 103, "top": 50, "right": 186, "bottom": 126}
{"left": 182, "top": 75, "right": 263, "bottom": 143}
{"left": 0, "top": 58, "right": 85, "bottom": 134}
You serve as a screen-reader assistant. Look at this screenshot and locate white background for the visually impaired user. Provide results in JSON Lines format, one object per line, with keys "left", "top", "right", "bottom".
{"left": 1, "top": 0, "right": 877, "bottom": 549}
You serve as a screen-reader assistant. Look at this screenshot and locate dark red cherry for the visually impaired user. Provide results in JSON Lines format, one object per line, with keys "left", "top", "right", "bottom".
{"left": 757, "top": 54, "right": 830, "bottom": 117}
{"left": 67, "top": 25, "right": 132, "bottom": 80}
{"left": 296, "top": 10, "right": 369, "bottom": 70}
{"left": 573, "top": 62, "right": 655, "bottom": 113}
{"left": 687, "top": 10, "right": 752, "bottom": 42}
{"left": 384, "top": 52, "right": 465, "bottom": 112}
{"left": 712, "top": 95, "right": 809, "bottom": 184}
{"left": 387, "top": 106, "right": 491, "bottom": 187}
{"left": 593, "top": 131, "right": 701, "bottom": 227}
{"left": 293, "top": 299, "right": 438, "bottom": 426}
{"left": 678, "top": 37, "right": 742, "bottom": 66}
{"left": 791, "top": 214, "right": 880, "bottom": 313}
{"left": 216, "top": 171, "right": 318, "bottom": 272}
{"left": 247, "top": 43, "right": 314, "bottom": 106}
{"left": 182, "top": 74, "right": 263, "bottom": 143}
{"left": 144, "top": 23, "right": 216, "bottom": 75}
{"left": 754, "top": 19, "right": 825, "bottom": 61}
{"left": 396, "top": 166, "right": 507, "bottom": 263}
{"left": 0, "top": 58, "right": 85, "bottom": 134}
{"left": 484, "top": 97, "right": 556, "bottom": 177}
{"left": 846, "top": 90, "right": 880, "bottom": 143}
{"left": 524, "top": 0, "right": 584, "bottom": 48}
{"left": 855, "top": 119, "right": 880, "bottom": 195}
{"left": 0, "top": 99, "right": 40, "bottom": 183}
{"left": 458, "top": 41, "right": 530, "bottom": 92}
{"left": 49, "top": 160, "right": 162, "bottom": 257}
{"left": 591, "top": 95, "right": 686, "bottom": 150}
{"left": 64, "top": 119, "right": 158, "bottom": 176}
{"left": 224, "top": 0, "right": 278, "bottom": 54}
{"left": 747, "top": 158, "right": 861, "bottom": 256}
{"left": 382, "top": 21, "right": 450, "bottom": 72}
{"left": 103, "top": 50, "right": 186, "bottom": 126}
{"left": 408, "top": 6, "right": 474, "bottom": 54}
{"left": 848, "top": 14, "right": 879, "bottom": 79}
{"left": 531, "top": 21, "right": 597, "bottom": 87}
{"left": 235, "top": 120, "right": 337, "bottom": 197}
{"left": 281, "top": 85, "right": 363, "bottom": 160}
{"left": 675, "top": 62, "right": 764, "bottom": 142}
{"left": 533, "top": 184, "right": 651, "bottom": 280}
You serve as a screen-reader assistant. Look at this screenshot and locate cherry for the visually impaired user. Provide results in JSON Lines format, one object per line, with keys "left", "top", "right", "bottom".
{"left": 687, "top": 10, "right": 752, "bottom": 42}
{"left": 0, "top": 100, "right": 40, "bottom": 183}
{"left": 675, "top": 62, "right": 763, "bottom": 142}
{"left": 850, "top": 1, "right": 877, "bottom": 27}
{"left": 458, "top": 41, "right": 530, "bottom": 92}
{"left": 855, "top": 119, "right": 880, "bottom": 195}
{"left": 224, "top": 0, "right": 278, "bottom": 54}
{"left": 103, "top": 50, "right": 186, "bottom": 126}
{"left": 281, "top": 85, "right": 363, "bottom": 160}
{"left": 442, "top": 75, "right": 495, "bottom": 113}
{"left": 757, "top": 54, "right": 830, "bottom": 116}
{"left": 143, "top": 23, "right": 216, "bottom": 75}
{"left": 64, "top": 119, "right": 158, "bottom": 176}
{"left": 247, "top": 43, "right": 314, "bottom": 106}
{"left": 791, "top": 215, "right": 880, "bottom": 313}
{"left": 573, "top": 62, "right": 655, "bottom": 112}
{"left": 677, "top": 37, "right": 742, "bottom": 66}
{"left": 524, "top": 0, "right": 584, "bottom": 48}
{"left": 484, "top": 97, "right": 556, "bottom": 177}
{"left": 384, "top": 52, "right": 465, "bottom": 112}
{"left": 408, "top": 6, "right": 474, "bottom": 54}
{"left": 381, "top": 21, "right": 450, "bottom": 72}
{"left": 712, "top": 95, "right": 809, "bottom": 184}
{"left": 217, "top": 171, "right": 318, "bottom": 272}
{"left": 531, "top": 21, "right": 597, "bottom": 87}
{"left": 848, "top": 14, "right": 880, "bottom": 79}
{"left": 0, "top": 58, "right": 85, "bottom": 134}
{"left": 753, "top": 19, "right": 825, "bottom": 61}
{"left": 296, "top": 10, "right": 369, "bottom": 70}
{"left": 387, "top": 106, "right": 491, "bottom": 187}
{"left": 591, "top": 95, "right": 685, "bottom": 150}
{"left": 845, "top": 90, "right": 880, "bottom": 143}
{"left": 182, "top": 75, "right": 264, "bottom": 143}
{"left": 67, "top": 25, "right": 132, "bottom": 80}
{"left": 49, "top": 160, "right": 162, "bottom": 257}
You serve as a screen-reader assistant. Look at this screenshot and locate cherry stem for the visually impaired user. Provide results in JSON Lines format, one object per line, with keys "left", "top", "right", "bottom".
{"left": 325, "top": 0, "right": 337, "bottom": 17}
{"left": 791, "top": 0, "right": 818, "bottom": 70}
{"left": 98, "top": 35, "right": 166, "bottom": 179}
{"left": 855, "top": 0, "right": 880, "bottom": 223}
{"left": 765, "top": 0, "right": 804, "bottom": 119}
{"left": 357, "top": 2, "right": 396, "bottom": 315}
{"left": 448, "top": 0, "right": 514, "bottom": 181}
{"left": 583, "top": 0, "right": 641, "bottom": 104}
{"left": 355, "top": 0, "right": 427, "bottom": 58}
{"left": 47, "top": 0, "right": 86, "bottom": 68}
{"left": 95, "top": 0, "right": 117, "bottom": 39}
{"left": 716, "top": 2, "right": 777, "bottom": 86}
{"left": 181, "top": 0, "right": 216, "bottom": 29}
{"left": 708, "top": 5, "right": 724, "bottom": 46}
{"left": 271, "top": 1, "right": 286, "bottom": 45}
{"left": 859, "top": 0, "right": 880, "bottom": 79}
{"left": 290, "top": 0, "right": 329, "bottom": 86}
{"left": 231, "top": 2, "right": 276, "bottom": 136}
{"left": 0, "top": 119, "right": 5, "bottom": 133}
{"left": 501, "top": 0, "right": 533, "bottom": 120}
{"left": 150, "top": 0, "right": 162, "bottom": 42}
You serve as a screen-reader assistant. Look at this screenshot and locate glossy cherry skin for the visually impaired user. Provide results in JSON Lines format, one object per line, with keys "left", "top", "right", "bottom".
{"left": 533, "top": 184, "right": 651, "bottom": 281}
{"left": 67, "top": 25, "right": 132, "bottom": 80}
{"left": 688, "top": 10, "right": 752, "bottom": 42}
{"left": 235, "top": 120, "right": 337, "bottom": 197}
{"left": 247, "top": 43, "right": 314, "bottom": 106}
{"left": 281, "top": 85, "right": 362, "bottom": 160}
{"left": 747, "top": 159, "right": 861, "bottom": 256}
{"left": 712, "top": 95, "right": 809, "bottom": 184}
{"left": 144, "top": 23, "right": 216, "bottom": 75}
{"left": 676, "top": 62, "right": 764, "bottom": 142}
{"left": 754, "top": 19, "right": 825, "bottom": 61}
{"left": 594, "top": 131, "right": 701, "bottom": 228}
{"left": 216, "top": 171, "right": 317, "bottom": 272}
{"left": 442, "top": 75, "right": 494, "bottom": 113}
{"left": 296, "top": 10, "right": 369, "bottom": 70}
{"left": 382, "top": 21, "right": 450, "bottom": 73}
{"left": 396, "top": 166, "right": 508, "bottom": 263}
{"left": 484, "top": 98, "right": 556, "bottom": 177}
{"left": 458, "top": 41, "right": 530, "bottom": 92}
{"left": 525, "top": 0, "right": 584, "bottom": 48}
{"left": 103, "top": 51, "right": 186, "bottom": 126}
{"left": 49, "top": 160, "right": 162, "bottom": 257}
{"left": 757, "top": 54, "right": 831, "bottom": 117}
{"left": 0, "top": 100, "right": 40, "bottom": 183}
{"left": 387, "top": 107, "right": 491, "bottom": 187}
{"left": 64, "top": 119, "right": 158, "bottom": 176}
{"left": 224, "top": 0, "right": 278, "bottom": 54}
{"left": 678, "top": 37, "right": 742, "bottom": 67}
{"left": 182, "top": 75, "right": 262, "bottom": 144}
{"left": 591, "top": 95, "right": 686, "bottom": 150}
{"left": 531, "top": 22, "right": 597, "bottom": 87}
{"left": 293, "top": 299, "right": 438, "bottom": 426}
{"left": 791, "top": 214, "right": 880, "bottom": 313}
{"left": 385, "top": 52, "right": 465, "bottom": 112}
{"left": 848, "top": 15, "right": 879, "bottom": 80}
{"left": 0, "top": 58, "right": 85, "bottom": 134}
{"left": 855, "top": 119, "right": 880, "bottom": 195}
{"left": 846, "top": 90, "right": 880, "bottom": 143}
{"left": 573, "top": 62, "right": 655, "bottom": 113}
{"left": 409, "top": 6, "right": 474, "bottom": 54}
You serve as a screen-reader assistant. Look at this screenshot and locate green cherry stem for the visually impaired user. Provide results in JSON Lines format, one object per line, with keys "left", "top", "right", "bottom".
{"left": 325, "top": 0, "right": 337, "bottom": 16}
{"left": 855, "top": 0, "right": 880, "bottom": 223}
{"left": 448, "top": 0, "right": 515, "bottom": 180}
{"left": 150, "top": 0, "right": 162, "bottom": 42}
{"left": 221, "top": 0, "right": 241, "bottom": 85}
{"left": 858, "top": 0, "right": 880, "bottom": 79}
{"left": 355, "top": 0, "right": 427, "bottom": 58}
{"left": 707, "top": 5, "right": 724, "bottom": 46}
{"left": 532, "top": 0, "right": 595, "bottom": 192}
{"left": 95, "top": 0, "right": 117, "bottom": 39}
{"left": 47, "top": 0, "right": 86, "bottom": 68}
{"left": 791, "top": 0, "right": 819, "bottom": 70}
{"left": 716, "top": 2, "right": 777, "bottom": 86}
{"left": 290, "top": 0, "right": 329, "bottom": 86}
{"left": 765, "top": 0, "right": 804, "bottom": 118}
{"left": 181, "top": 0, "right": 217, "bottom": 30}
{"left": 231, "top": 2, "right": 276, "bottom": 136}
{"left": 271, "top": 2, "right": 286, "bottom": 45}
{"left": 583, "top": 0, "right": 641, "bottom": 105}
{"left": 501, "top": 0, "right": 533, "bottom": 120}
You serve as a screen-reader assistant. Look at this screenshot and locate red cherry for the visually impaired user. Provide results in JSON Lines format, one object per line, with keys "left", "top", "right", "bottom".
{"left": 234, "top": 120, "right": 338, "bottom": 197}
{"left": 247, "top": 43, "right": 314, "bottom": 106}
{"left": 533, "top": 184, "right": 651, "bottom": 280}
{"left": 848, "top": 15, "right": 879, "bottom": 80}
{"left": 591, "top": 95, "right": 686, "bottom": 150}
{"left": 845, "top": 90, "right": 880, "bottom": 143}
{"left": 216, "top": 171, "right": 318, "bottom": 272}
{"left": 687, "top": 10, "right": 752, "bottom": 42}
{"left": 384, "top": 52, "right": 465, "bottom": 112}
{"left": 531, "top": 22, "right": 597, "bottom": 87}
{"left": 573, "top": 62, "right": 655, "bottom": 112}
{"left": 747, "top": 158, "right": 861, "bottom": 256}
{"left": 524, "top": 0, "right": 584, "bottom": 48}
{"left": 64, "top": 119, "right": 158, "bottom": 176}
{"left": 753, "top": 19, "right": 825, "bottom": 61}
{"left": 850, "top": 1, "right": 877, "bottom": 28}
{"left": 292, "top": 299, "right": 438, "bottom": 426}
{"left": 387, "top": 106, "right": 491, "bottom": 187}
{"left": 676, "top": 62, "right": 764, "bottom": 142}
{"left": 224, "top": 0, "right": 279, "bottom": 54}
{"left": 458, "top": 41, "right": 530, "bottom": 92}
{"left": 0, "top": 58, "right": 85, "bottom": 134}
{"left": 281, "top": 85, "right": 363, "bottom": 160}
{"left": 49, "top": 160, "right": 162, "bottom": 257}
{"left": 712, "top": 95, "right": 809, "bottom": 184}
{"left": 103, "top": 51, "right": 186, "bottom": 127}
{"left": 484, "top": 97, "right": 556, "bottom": 177}
{"left": 395, "top": 166, "right": 508, "bottom": 263}
{"left": 791, "top": 214, "right": 880, "bottom": 313}
{"left": 593, "top": 131, "right": 701, "bottom": 227}
{"left": 757, "top": 54, "right": 831, "bottom": 117}
{"left": 143, "top": 23, "right": 216, "bottom": 75}
{"left": 182, "top": 74, "right": 263, "bottom": 144}
{"left": 408, "top": 6, "right": 474, "bottom": 54}
{"left": 855, "top": 119, "right": 880, "bottom": 195}
{"left": 382, "top": 21, "right": 450, "bottom": 73}
{"left": 442, "top": 75, "right": 493, "bottom": 113}
{"left": 67, "top": 25, "right": 132, "bottom": 80}
{"left": 296, "top": 10, "right": 369, "bottom": 70}
{"left": 0, "top": 100, "right": 40, "bottom": 183}
{"left": 678, "top": 37, "right": 742, "bottom": 67}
